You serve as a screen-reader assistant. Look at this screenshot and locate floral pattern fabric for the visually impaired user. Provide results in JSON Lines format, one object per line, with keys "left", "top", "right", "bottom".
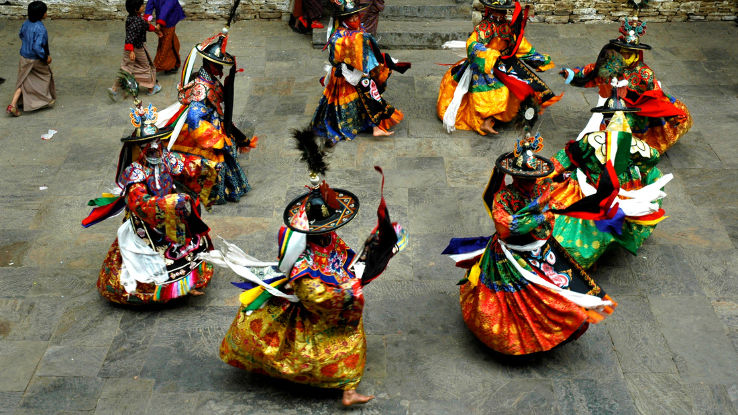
{"left": 220, "top": 232, "right": 366, "bottom": 389}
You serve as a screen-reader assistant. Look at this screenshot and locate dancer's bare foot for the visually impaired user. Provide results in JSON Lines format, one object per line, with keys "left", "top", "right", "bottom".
{"left": 373, "top": 126, "right": 394, "bottom": 137}
{"left": 189, "top": 289, "right": 205, "bottom": 296}
{"left": 481, "top": 117, "right": 499, "bottom": 135}
{"left": 342, "top": 389, "right": 374, "bottom": 406}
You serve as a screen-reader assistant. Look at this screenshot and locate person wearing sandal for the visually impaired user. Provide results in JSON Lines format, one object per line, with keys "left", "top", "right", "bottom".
{"left": 8, "top": 1, "right": 56, "bottom": 117}
{"left": 108, "top": 0, "right": 162, "bottom": 102}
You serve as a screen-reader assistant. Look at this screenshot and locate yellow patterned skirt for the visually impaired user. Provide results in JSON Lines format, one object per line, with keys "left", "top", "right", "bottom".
{"left": 437, "top": 62, "right": 521, "bottom": 135}
{"left": 220, "top": 279, "right": 366, "bottom": 390}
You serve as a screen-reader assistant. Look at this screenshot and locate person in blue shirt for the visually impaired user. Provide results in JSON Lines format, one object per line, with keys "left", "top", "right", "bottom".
{"left": 143, "top": 0, "right": 185, "bottom": 74}
{"left": 7, "top": 1, "right": 55, "bottom": 117}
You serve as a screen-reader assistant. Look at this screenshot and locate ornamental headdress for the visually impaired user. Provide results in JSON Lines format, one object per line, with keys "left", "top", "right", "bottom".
{"left": 121, "top": 101, "right": 173, "bottom": 144}
{"left": 610, "top": 17, "right": 651, "bottom": 50}
{"left": 117, "top": 100, "right": 173, "bottom": 188}
{"left": 283, "top": 128, "right": 360, "bottom": 234}
{"left": 495, "top": 132, "right": 554, "bottom": 178}
{"left": 83, "top": 100, "right": 172, "bottom": 228}
{"left": 482, "top": 132, "right": 554, "bottom": 220}
{"left": 115, "top": 72, "right": 172, "bottom": 144}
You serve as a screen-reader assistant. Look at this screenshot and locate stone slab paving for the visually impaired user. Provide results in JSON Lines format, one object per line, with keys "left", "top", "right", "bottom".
{"left": 0, "top": 17, "right": 736, "bottom": 415}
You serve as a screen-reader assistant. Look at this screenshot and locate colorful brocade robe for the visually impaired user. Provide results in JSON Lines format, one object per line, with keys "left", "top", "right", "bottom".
{"left": 550, "top": 128, "right": 666, "bottom": 269}
{"left": 311, "top": 26, "right": 403, "bottom": 144}
{"left": 437, "top": 16, "right": 559, "bottom": 135}
{"left": 97, "top": 151, "right": 216, "bottom": 304}
{"left": 169, "top": 68, "right": 250, "bottom": 204}
{"left": 220, "top": 232, "right": 367, "bottom": 389}
{"left": 450, "top": 178, "right": 615, "bottom": 355}
{"left": 567, "top": 55, "right": 692, "bottom": 154}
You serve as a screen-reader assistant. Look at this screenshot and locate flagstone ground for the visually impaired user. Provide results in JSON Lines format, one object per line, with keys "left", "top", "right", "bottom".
{"left": 0, "top": 18, "right": 736, "bottom": 415}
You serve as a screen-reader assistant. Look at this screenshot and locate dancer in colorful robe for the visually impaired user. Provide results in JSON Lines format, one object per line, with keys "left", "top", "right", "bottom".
{"left": 551, "top": 96, "right": 671, "bottom": 269}
{"left": 443, "top": 134, "right": 616, "bottom": 355}
{"left": 205, "top": 130, "right": 406, "bottom": 406}
{"left": 437, "top": 0, "right": 560, "bottom": 135}
{"left": 161, "top": 10, "right": 257, "bottom": 204}
{"left": 559, "top": 17, "right": 691, "bottom": 154}
{"left": 311, "top": 0, "right": 410, "bottom": 145}
{"left": 83, "top": 101, "right": 218, "bottom": 304}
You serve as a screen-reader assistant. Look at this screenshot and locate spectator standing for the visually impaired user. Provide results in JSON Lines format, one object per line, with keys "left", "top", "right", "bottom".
{"left": 7, "top": 1, "right": 55, "bottom": 117}
{"left": 359, "top": 0, "right": 384, "bottom": 36}
{"left": 289, "top": 0, "right": 324, "bottom": 34}
{"left": 144, "top": 0, "right": 185, "bottom": 74}
{"left": 109, "top": 0, "right": 162, "bottom": 101}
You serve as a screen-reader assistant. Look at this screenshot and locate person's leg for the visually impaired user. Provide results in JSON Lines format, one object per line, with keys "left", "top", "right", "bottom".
{"left": 171, "top": 28, "right": 181, "bottom": 72}
{"left": 360, "top": 0, "right": 384, "bottom": 36}
{"left": 481, "top": 117, "right": 499, "bottom": 135}
{"left": 10, "top": 87, "right": 21, "bottom": 108}
{"left": 302, "top": 0, "right": 323, "bottom": 28}
{"left": 7, "top": 87, "right": 22, "bottom": 115}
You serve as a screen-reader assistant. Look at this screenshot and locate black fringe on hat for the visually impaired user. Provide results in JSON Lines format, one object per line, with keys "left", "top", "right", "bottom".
{"left": 226, "top": 0, "right": 241, "bottom": 27}
{"left": 292, "top": 127, "right": 329, "bottom": 176}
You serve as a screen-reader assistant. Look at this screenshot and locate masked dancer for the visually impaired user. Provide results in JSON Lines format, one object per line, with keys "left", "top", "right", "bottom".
{"left": 559, "top": 5, "right": 691, "bottom": 154}
{"left": 437, "top": 0, "right": 560, "bottom": 135}
{"left": 550, "top": 86, "right": 671, "bottom": 269}
{"left": 159, "top": 0, "right": 257, "bottom": 204}
{"left": 82, "top": 99, "right": 218, "bottom": 304}
{"left": 202, "top": 130, "right": 407, "bottom": 405}
{"left": 443, "top": 134, "right": 617, "bottom": 355}
{"left": 310, "top": 0, "right": 411, "bottom": 145}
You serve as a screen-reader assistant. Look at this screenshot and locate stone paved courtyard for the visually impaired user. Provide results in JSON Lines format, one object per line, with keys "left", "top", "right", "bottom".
{"left": 0, "top": 17, "right": 737, "bottom": 415}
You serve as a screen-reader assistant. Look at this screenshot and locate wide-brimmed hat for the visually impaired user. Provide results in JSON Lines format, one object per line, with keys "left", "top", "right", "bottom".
{"left": 591, "top": 79, "right": 640, "bottom": 114}
{"left": 480, "top": 0, "right": 515, "bottom": 9}
{"left": 121, "top": 102, "right": 173, "bottom": 143}
{"left": 332, "top": 0, "right": 369, "bottom": 17}
{"left": 283, "top": 175, "right": 360, "bottom": 234}
{"left": 495, "top": 133, "right": 554, "bottom": 178}
{"left": 196, "top": 28, "right": 235, "bottom": 66}
{"left": 609, "top": 17, "right": 651, "bottom": 50}
{"left": 283, "top": 128, "right": 360, "bottom": 234}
